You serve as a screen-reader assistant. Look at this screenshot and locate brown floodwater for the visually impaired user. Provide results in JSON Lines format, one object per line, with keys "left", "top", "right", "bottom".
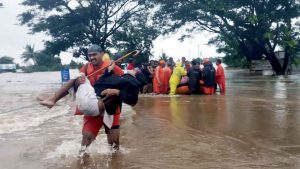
{"left": 0, "top": 70, "right": 300, "bottom": 169}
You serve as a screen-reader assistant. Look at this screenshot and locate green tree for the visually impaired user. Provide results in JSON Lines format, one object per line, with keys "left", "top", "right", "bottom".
{"left": 0, "top": 56, "right": 14, "bottom": 64}
{"left": 23, "top": 52, "right": 63, "bottom": 72}
{"left": 19, "top": 0, "right": 155, "bottom": 59}
{"left": 21, "top": 45, "right": 37, "bottom": 64}
{"left": 159, "top": 52, "right": 169, "bottom": 61}
{"left": 153, "top": 0, "right": 300, "bottom": 75}
{"left": 69, "top": 60, "right": 84, "bottom": 69}
{"left": 21, "top": 44, "right": 63, "bottom": 71}
{"left": 35, "top": 52, "right": 62, "bottom": 68}
{"left": 112, "top": 10, "right": 159, "bottom": 65}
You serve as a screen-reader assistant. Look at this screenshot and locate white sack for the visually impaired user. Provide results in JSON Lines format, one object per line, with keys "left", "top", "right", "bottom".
{"left": 76, "top": 77, "right": 99, "bottom": 116}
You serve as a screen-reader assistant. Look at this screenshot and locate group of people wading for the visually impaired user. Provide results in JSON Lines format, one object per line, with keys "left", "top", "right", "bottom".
{"left": 127, "top": 56, "right": 226, "bottom": 95}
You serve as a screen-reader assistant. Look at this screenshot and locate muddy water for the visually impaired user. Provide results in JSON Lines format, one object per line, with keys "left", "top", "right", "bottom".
{"left": 0, "top": 70, "right": 300, "bottom": 169}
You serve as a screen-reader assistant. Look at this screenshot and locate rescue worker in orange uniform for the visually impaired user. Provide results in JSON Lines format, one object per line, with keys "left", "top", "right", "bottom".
{"left": 215, "top": 59, "right": 226, "bottom": 94}
{"left": 163, "top": 62, "right": 172, "bottom": 94}
{"left": 153, "top": 60, "right": 166, "bottom": 94}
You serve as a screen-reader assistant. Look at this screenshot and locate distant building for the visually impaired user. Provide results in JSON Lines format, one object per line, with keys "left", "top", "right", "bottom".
{"left": 251, "top": 51, "right": 286, "bottom": 71}
{"left": 0, "top": 64, "right": 16, "bottom": 72}
{"left": 250, "top": 59, "right": 272, "bottom": 71}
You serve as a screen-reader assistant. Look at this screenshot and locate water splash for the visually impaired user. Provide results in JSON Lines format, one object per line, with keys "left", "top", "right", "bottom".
{"left": 0, "top": 104, "right": 70, "bottom": 135}
{"left": 46, "top": 135, "right": 131, "bottom": 160}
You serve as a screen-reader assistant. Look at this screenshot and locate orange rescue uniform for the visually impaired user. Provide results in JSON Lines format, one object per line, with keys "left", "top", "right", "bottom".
{"left": 163, "top": 66, "right": 172, "bottom": 94}
{"left": 153, "top": 65, "right": 165, "bottom": 94}
{"left": 216, "top": 64, "right": 226, "bottom": 93}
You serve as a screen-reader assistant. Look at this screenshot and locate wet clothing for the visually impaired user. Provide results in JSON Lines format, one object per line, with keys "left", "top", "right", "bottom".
{"left": 133, "top": 67, "right": 149, "bottom": 91}
{"left": 83, "top": 109, "right": 120, "bottom": 136}
{"left": 142, "top": 67, "right": 152, "bottom": 84}
{"left": 83, "top": 70, "right": 140, "bottom": 137}
{"left": 203, "top": 87, "right": 215, "bottom": 95}
{"left": 163, "top": 66, "right": 172, "bottom": 94}
{"left": 94, "top": 72, "right": 140, "bottom": 115}
{"left": 188, "top": 67, "right": 202, "bottom": 94}
{"left": 78, "top": 61, "right": 124, "bottom": 137}
{"left": 216, "top": 64, "right": 226, "bottom": 93}
{"left": 203, "top": 63, "right": 216, "bottom": 87}
{"left": 135, "top": 72, "right": 149, "bottom": 91}
{"left": 169, "top": 62, "right": 187, "bottom": 95}
{"left": 153, "top": 66, "right": 165, "bottom": 94}
{"left": 203, "top": 63, "right": 216, "bottom": 95}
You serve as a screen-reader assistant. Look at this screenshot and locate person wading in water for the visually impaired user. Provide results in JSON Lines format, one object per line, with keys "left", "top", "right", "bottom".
{"left": 188, "top": 59, "right": 202, "bottom": 94}
{"left": 215, "top": 59, "right": 226, "bottom": 94}
{"left": 39, "top": 45, "right": 140, "bottom": 156}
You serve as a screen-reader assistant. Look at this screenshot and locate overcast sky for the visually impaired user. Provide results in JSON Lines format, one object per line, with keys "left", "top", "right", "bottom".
{"left": 0, "top": 0, "right": 221, "bottom": 64}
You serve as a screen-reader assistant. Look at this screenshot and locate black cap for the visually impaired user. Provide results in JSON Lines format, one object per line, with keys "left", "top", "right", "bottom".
{"left": 88, "top": 44, "right": 102, "bottom": 54}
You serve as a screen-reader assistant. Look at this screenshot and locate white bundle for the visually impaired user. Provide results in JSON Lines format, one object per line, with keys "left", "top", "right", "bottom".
{"left": 75, "top": 76, "right": 99, "bottom": 116}
{"left": 74, "top": 73, "right": 114, "bottom": 128}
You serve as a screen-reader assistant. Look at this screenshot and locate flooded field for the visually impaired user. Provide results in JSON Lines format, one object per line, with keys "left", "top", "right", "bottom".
{"left": 0, "top": 70, "right": 300, "bottom": 169}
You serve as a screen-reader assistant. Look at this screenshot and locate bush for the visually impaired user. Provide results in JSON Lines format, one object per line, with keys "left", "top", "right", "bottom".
{"left": 0, "top": 56, "right": 14, "bottom": 64}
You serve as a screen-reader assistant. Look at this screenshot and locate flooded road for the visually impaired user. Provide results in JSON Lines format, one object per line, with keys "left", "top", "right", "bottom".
{"left": 0, "top": 70, "right": 300, "bottom": 168}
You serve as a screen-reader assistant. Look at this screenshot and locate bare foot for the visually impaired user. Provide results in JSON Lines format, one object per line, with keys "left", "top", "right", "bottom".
{"left": 39, "top": 99, "right": 55, "bottom": 108}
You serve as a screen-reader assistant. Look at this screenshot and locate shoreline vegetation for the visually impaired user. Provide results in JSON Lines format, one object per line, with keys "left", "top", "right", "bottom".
{"left": 20, "top": 61, "right": 84, "bottom": 73}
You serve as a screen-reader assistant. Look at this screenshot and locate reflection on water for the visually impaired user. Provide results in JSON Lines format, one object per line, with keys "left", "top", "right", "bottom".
{"left": 1, "top": 70, "right": 300, "bottom": 168}
{"left": 274, "top": 81, "right": 287, "bottom": 99}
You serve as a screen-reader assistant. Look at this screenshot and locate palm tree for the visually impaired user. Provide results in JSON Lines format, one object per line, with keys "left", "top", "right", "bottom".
{"left": 159, "top": 52, "right": 169, "bottom": 61}
{"left": 21, "top": 45, "right": 37, "bottom": 65}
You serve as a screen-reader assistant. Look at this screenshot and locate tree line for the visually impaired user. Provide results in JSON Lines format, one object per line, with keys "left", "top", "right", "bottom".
{"left": 0, "top": 45, "right": 83, "bottom": 72}
{"left": 19, "top": 0, "right": 300, "bottom": 75}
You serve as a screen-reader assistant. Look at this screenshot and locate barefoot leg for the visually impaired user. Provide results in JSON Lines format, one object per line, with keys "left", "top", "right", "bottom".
{"left": 39, "top": 79, "right": 76, "bottom": 108}
{"left": 107, "top": 128, "right": 120, "bottom": 151}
